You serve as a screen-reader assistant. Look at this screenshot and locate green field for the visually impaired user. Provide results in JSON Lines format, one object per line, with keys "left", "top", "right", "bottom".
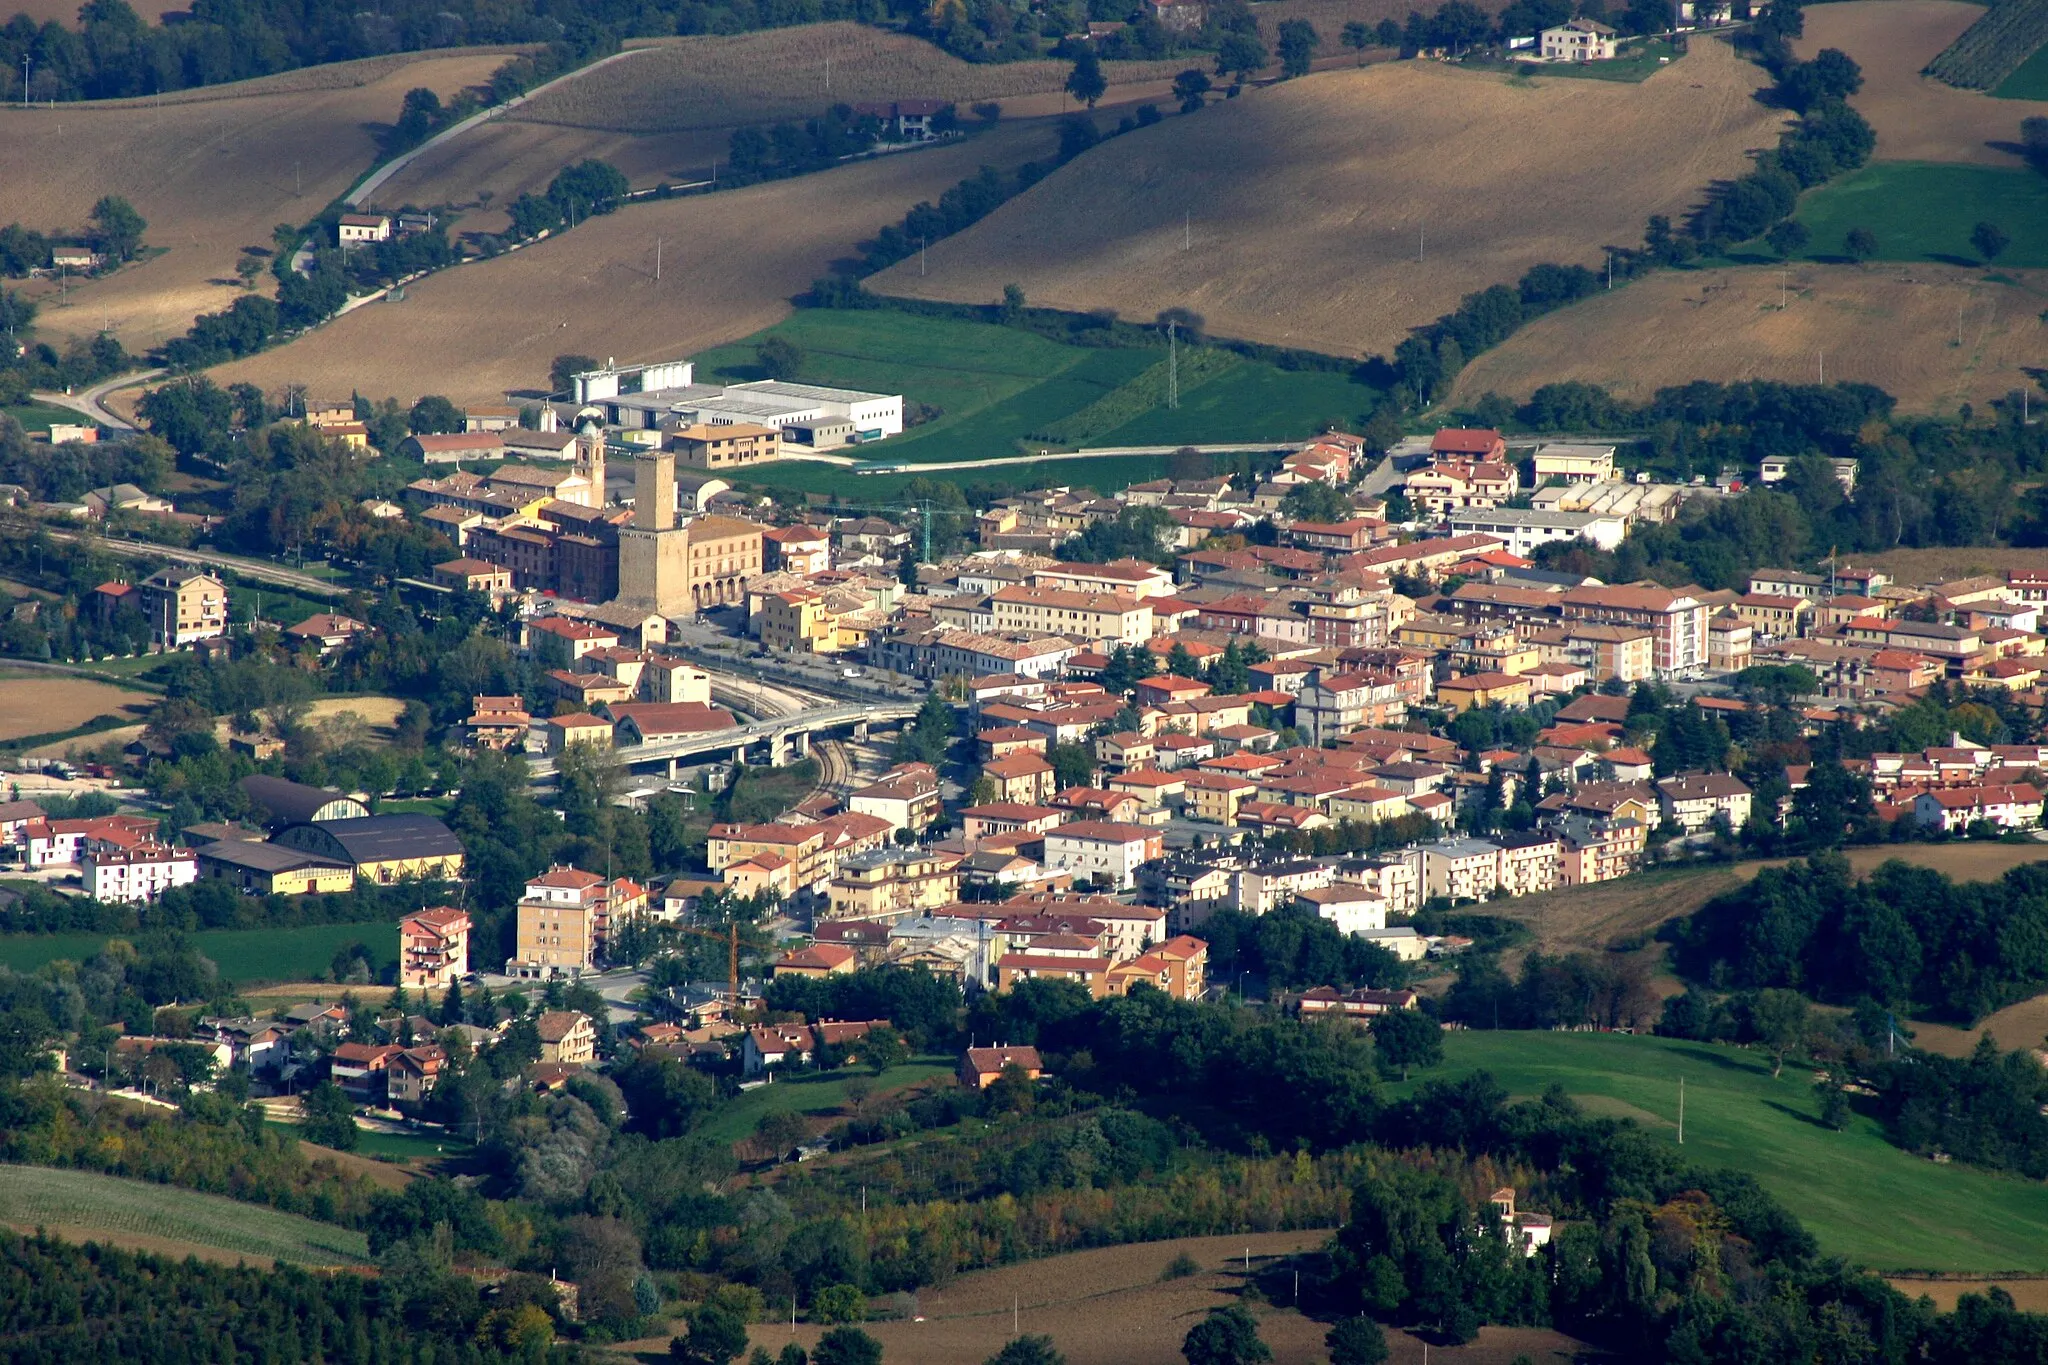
{"left": 1784, "top": 162, "right": 2048, "bottom": 268}
{"left": 699, "top": 1059, "right": 955, "bottom": 1146}
{"left": 0, "top": 921, "right": 399, "bottom": 985}
{"left": 1409, "top": 1031, "right": 2048, "bottom": 1274}
{"left": 1995, "top": 40, "right": 2048, "bottom": 98}
{"left": 1, "top": 403, "right": 81, "bottom": 436}
{"left": 693, "top": 308, "right": 1377, "bottom": 483}
{"left": 0, "top": 1164, "right": 370, "bottom": 1265}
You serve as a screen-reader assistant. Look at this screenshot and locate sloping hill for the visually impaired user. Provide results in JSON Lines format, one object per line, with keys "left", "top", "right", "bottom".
{"left": 0, "top": 49, "right": 511, "bottom": 350}
{"left": 212, "top": 118, "right": 1065, "bottom": 406}
{"left": 0, "top": 1164, "right": 370, "bottom": 1267}
{"left": 866, "top": 38, "right": 1787, "bottom": 362}
{"left": 1450, "top": 262, "right": 2048, "bottom": 413}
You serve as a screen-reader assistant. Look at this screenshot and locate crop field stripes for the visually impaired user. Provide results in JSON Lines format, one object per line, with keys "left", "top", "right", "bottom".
{"left": 0, "top": 1164, "right": 371, "bottom": 1266}
{"left": 1923, "top": 0, "right": 2048, "bottom": 88}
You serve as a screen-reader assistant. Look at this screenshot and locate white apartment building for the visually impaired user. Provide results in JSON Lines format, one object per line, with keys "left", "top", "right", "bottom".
{"left": 83, "top": 844, "right": 198, "bottom": 903}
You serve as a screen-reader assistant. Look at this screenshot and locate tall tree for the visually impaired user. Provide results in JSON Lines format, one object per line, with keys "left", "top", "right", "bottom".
{"left": 1066, "top": 52, "right": 1108, "bottom": 108}
{"left": 90, "top": 195, "right": 147, "bottom": 263}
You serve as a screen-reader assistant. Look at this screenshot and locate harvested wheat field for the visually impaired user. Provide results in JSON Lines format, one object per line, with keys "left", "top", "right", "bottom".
{"left": 714, "top": 1233, "right": 1588, "bottom": 1365}
{"left": 1861, "top": 546, "right": 2048, "bottom": 582}
{"left": 1911, "top": 994, "right": 2048, "bottom": 1059}
{"left": 0, "top": 674, "right": 154, "bottom": 742}
{"left": 1451, "top": 263, "right": 2047, "bottom": 413}
{"left": 1795, "top": 2, "right": 2031, "bottom": 167}
{"left": 215, "top": 119, "right": 1063, "bottom": 406}
{"left": 1499, "top": 844, "right": 2048, "bottom": 959}
{"left": 368, "top": 120, "right": 732, "bottom": 235}
{"left": 0, "top": 49, "right": 513, "bottom": 351}
{"left": 5, "top": 0, "right": 184, "bottom": 24}
{"left": 869, "top": 38, "right": 1786, "bottom": 361}
{"left": 507, "top": 23, "right": 1183, "bottom": 135}
{"left": 1891, "top": 1280, "right": 2048, "bottom": 1313}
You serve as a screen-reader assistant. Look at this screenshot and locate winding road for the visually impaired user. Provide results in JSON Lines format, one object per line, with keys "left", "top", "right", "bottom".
{"left": 31, "top": 368, "right": 163, "bottom": 431}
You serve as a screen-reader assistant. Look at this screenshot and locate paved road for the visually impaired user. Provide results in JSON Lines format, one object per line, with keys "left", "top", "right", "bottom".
{"left": 345, "top": 48, "right": 656, "bottom": 208}
{"left": 31, "top": 368, "right": 163, "bottom": 431}
{"left": 26, "top": 525, "right": 342, "bottom": 595}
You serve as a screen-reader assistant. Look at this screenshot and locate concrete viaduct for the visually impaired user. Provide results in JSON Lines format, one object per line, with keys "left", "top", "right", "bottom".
{"left": 524, "top": 699, "right": 921, "bottom": 781}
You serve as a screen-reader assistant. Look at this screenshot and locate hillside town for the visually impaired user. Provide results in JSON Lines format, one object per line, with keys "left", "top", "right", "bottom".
{"left": 10, "top": 401, "right": 2047, "bottom": 1081}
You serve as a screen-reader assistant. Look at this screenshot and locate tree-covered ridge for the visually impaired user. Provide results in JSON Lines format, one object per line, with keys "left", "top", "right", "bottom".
{"left": 0, "top": 1227, "right": 567, "bottom": 1363}
{"left": 1669, "top": 854, "right": 2048, "bottom": 1022}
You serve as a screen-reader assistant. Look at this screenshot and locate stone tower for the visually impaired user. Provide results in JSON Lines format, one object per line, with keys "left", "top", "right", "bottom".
{"left": 614, "top": 447, "right": 687, "bottom": 611}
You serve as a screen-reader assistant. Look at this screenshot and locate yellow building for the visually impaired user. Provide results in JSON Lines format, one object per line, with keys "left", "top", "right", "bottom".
{"left": 269, "top": 815, "right": 465, "bottom": 885}
{"left": 826, "top": 847, "right": 961, "bottom": 920}
{"left": 759, "top": 589, "right": 835, "bottom": 653}
{"left": 1181, "top": 772, "right": 1257, "bottom": 825}
{"left": 195, "top": 841, "right": 357, "bottom": 896}
{"left": 670, "top": 422, "right": 781, "bottom": 469}
{"left": 1434, "top": 671, "right": 1532, "bottom": 714}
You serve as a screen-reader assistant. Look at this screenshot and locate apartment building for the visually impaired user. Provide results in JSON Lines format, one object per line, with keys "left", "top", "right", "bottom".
{"left": 989, "top": 585, "right": 1154, "bottom": 644}
{"left": 137, "top": 568, "right": 227, "bottom": 647}
{"left": 1558, "top": 584, "right": 1710, "bottom": 674}
{"left": 82, "top": 844, "right": 197, "bottom": 902}
{"left": 1297, "top": 668, "right": 1409, "bottom": 743}
{"left": 1422, "top": 838, "right": 1500, "bottom": 902}
{"left": 1043, "top": 820, "right": 1166, "bottom": 890}
{"left": 398, "top": 907, "right": 472, "bottom": 987}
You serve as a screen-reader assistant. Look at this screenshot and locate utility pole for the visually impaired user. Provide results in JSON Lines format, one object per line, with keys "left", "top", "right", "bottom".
{"left": 919, "top": 236, "right": 927, "bottom": 276}
{"left": 1418, "top": 224, "right": 1424, "bottom": 263}
{"left": 1677, "top": 1076, "right": 1685, "bottom": 1145}
{"left": 655, "top": 236, "right": 661, "bottom": 281}
{"left": 21, "top": 54, "right": 29, "bottom": 109}
{"left": 1607, "top": 250, "right": 1613, "bottom": 289}
{"left": 1167, "top": 320, "right": 1179, "bottom": 409}
{"left": 1818, "top": 350, "right": 1824, "bottom": 385}
{"left": 1184, "top": 211, "right": 1190, "bottom": 251}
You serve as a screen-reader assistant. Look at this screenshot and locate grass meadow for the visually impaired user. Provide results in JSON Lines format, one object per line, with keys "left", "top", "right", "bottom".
{"left": 0, "top": 922, "right": 399, "bottom": 985}
{"left": 693, "top": 307, "right": 1380, "bottom": 491}
{"left": 1, "top": 404, "right": 81, "bottom": 435}
{"left": 1409, "top": 1031, "right": 2048, "bottom": 1274}
{"left": 0, "top": 1164, "right": 370, "bottom": 1265}
{"left": 698, "top": 1059, "right": 955, "bottom": 1146}
{"left": 1785, "top": 162, "right": 2048, "bottom": 268}
{"left": 1995, "top": 41, "right": 2048, "bottom": 98}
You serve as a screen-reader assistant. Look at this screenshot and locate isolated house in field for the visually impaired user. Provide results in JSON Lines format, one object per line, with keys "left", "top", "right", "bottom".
{"left": 1541, "top": 17, "right": 1618, "bottom": 59}
{"left": 337, "top": 213, "right": 392, "bottom": 244}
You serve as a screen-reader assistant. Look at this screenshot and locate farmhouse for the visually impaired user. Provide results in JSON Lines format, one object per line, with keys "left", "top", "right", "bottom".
{"left": 1541, "top": 18, "right": 1618, "bottom": 60}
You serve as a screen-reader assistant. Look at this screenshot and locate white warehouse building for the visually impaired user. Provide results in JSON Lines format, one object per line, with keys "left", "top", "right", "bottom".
{"left": 1447, "top": 507, "right": 1628, "bottom": 556}
{"left": 580, "top": 365, "right": 904, "bottom": 451}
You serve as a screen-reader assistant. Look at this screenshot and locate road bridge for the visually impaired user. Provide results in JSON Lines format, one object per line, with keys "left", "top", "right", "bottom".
{"left": 525, "top": 698, "right": 919, "bottom": 781}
